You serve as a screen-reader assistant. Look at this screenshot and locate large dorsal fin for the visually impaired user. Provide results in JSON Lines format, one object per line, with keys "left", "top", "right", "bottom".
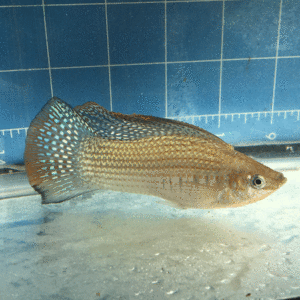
{"left": 74, "top": 102, "right": 233, "bottom": 150}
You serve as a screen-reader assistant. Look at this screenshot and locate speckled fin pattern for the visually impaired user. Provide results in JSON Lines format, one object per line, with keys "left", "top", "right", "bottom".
{"left": 24, "top": 97, "right": 96, "bottom": 203}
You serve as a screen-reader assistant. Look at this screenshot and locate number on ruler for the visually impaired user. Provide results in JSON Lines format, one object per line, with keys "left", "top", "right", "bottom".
{"left": 266, "top": 132, "right": 276, "bottom": 140}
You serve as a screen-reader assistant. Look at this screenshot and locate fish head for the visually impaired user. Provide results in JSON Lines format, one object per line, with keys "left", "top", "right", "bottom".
{"left": 213, "top": 151, "right": 287, "bottom": 208}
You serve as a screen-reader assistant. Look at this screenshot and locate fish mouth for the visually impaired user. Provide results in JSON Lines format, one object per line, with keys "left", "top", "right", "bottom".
{"left": 277, "top": 173, "right": 287, "bottom": 187}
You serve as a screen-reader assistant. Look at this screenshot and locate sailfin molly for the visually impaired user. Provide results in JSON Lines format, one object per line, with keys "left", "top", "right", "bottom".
{"left": 25, "top": 97, "right": 287, "bottom": 208}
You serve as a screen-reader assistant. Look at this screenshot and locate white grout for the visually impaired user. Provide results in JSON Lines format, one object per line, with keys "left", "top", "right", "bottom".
{"left": 0, "top": 68, "right": 49, "bottom": 73}
{"left": 42, "top": 0, "right": 54, "bottom": 98}
{"left": 41, "top": 3, "right": 105, "bottom": 6}
{"left": 52, "top": 64, "right": 108, "bottom": 70}
{"left": 2, "top": 55, "right": 300, "bottom": 73}
{"left": 0, "top": 5, "right": 42, "bottom": 8}
{"left": 104, "top": 0, "right": 113, "bottom": 111}
{"left": 98, "top": 1, "right": 162, "bottom": 5}
{"left": 0, "top": 1, "right": 224, "bottom": 8}
{"left": 164, "top": 0, "right": 168, "bottom": 118}
{"left": 271, "top": 0, "right": 283, "bottom": 125}
{"left": 218, "top": 0, "right": 225, "bottom": 128}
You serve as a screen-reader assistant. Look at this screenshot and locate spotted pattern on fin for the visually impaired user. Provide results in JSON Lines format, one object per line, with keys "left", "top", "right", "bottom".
{"left": 74, "top": 102, "right": 233, "bottom": 150}
{"left": 24, "top": 97, "right": 96, "bottom": 204}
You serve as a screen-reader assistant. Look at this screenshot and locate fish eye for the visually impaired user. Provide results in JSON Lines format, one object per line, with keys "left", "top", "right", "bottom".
{"left": 251, "top": 175, "right": 266, "bottom": 189}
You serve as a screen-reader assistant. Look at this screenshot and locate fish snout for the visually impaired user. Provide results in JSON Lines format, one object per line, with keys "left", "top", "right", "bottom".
{"left": 276, "top": 172, "right": 287, "bottom": 188}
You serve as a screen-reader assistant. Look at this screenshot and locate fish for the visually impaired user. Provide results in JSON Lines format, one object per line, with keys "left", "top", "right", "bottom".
{"left": 24, "top": 97, "right": 287, "bottom": 209}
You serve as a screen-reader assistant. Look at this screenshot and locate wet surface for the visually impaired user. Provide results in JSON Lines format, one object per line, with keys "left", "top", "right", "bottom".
{"left": 0, "top": 170, "right": 300, "bottom": 300}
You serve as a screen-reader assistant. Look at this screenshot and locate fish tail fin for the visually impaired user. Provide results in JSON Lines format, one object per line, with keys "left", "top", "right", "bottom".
{"left": 24, "top": 97, "right": 95, "bottom": 204}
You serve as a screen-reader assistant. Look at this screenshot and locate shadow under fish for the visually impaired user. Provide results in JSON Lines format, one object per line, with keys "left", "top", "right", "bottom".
{"left": 24, "top": 97, "right": 287, "bottom": 209}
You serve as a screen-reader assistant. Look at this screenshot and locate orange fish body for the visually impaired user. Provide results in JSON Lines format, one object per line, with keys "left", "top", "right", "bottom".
{"left": 24, "top": 97, "right": 287, "bottom": 208}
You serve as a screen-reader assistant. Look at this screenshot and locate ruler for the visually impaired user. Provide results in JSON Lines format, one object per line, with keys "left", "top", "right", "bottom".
{"left": 1, "top": 109, "right": 300, "bottom": 165}
{"left": 0, "top": 127, "right": 28, "bottom": 166}
{"left": 171, "top": 109, "right": 300, "bottom": 146}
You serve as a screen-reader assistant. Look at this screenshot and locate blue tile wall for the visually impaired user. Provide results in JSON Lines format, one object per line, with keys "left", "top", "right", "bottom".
{"left": 275, "top": 58, "right": 300, "bottom": 111}
{"left": 0, "top": 7, "right": 48, "bottom": 70}
{"left": 223, "top": 0, "right": 280, "bottom": 59}
{"left": 167, "top": 62, "right": 220, "bottom": 117}
{"left": 1, "top": 0, "right": 300, "bottom": 164}
{"left": 46, "top": 5, "right": 107, "bottom": 67}
{"left": 167, "top": 2, "right": 222, "bottom": 62}
{"left": 222, "top": 59, "right": 275, "bottom": 114}
{"left": 279, "top": 0, "right": 300, "bottom": 56}
{"left": 111, "top": 64, "right": 165, "bottom": 116}
{"left": 108, "top": 3, "right": 165, "bottom": 65}
{"left": 0, "top": 70, "right": 51, "bottom": 128}
{"left": 51, "top": 67, "right": 111, "bottom": 109}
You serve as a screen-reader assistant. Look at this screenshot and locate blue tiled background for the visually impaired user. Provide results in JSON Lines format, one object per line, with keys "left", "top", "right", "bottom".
{"left": 0, "top": 0, "right": 300, "bottom": 164}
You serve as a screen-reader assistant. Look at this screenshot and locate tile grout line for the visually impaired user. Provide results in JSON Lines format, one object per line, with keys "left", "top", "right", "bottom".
{"left": 164, "top": 0, "right": 168, "bottom": 118}
{"left": 271, "top": 0, "right": 283, "bottom": 125}
{"left": 0, "top": 1, "right": 225, "bottom": 8}
{"left": 104, "top": 0, "right": 113, "bottom": 111}
{"left": 1, "top": 55, "right": 300, "bottom": 73}
{"left": 42, "top": 0, "right": 53, "bottom": 98}
{"left": 218, "top": 0, "right": 225, "bottom": 128}
{"left": 0, "top": 68, "right": 50, "bottom": 73}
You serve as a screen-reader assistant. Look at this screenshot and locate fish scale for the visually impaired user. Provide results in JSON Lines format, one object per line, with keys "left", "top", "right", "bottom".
{"left": 24, "top": 97, "right": 287, "bottom": 208}
{"left": 77, "top": 134, "right": 232, "bottom": 206}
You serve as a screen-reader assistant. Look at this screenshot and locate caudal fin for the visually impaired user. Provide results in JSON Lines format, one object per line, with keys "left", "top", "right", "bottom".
{"left": 24, "top": 97, "right": 96, "bottom": 204}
